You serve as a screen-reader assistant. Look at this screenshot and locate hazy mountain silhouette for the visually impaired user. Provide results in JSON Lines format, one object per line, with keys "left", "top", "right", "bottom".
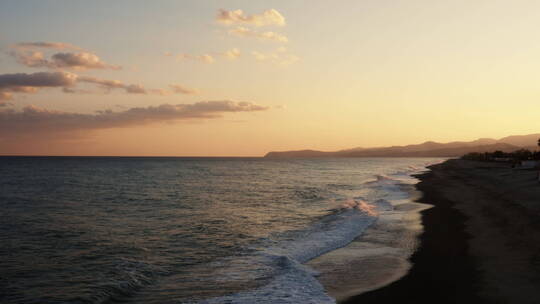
{"left": 497, "top": 134, "right": 540, "bottom": 147}
{"left": 264, "top": 134, "right": 540, "bottom": 158}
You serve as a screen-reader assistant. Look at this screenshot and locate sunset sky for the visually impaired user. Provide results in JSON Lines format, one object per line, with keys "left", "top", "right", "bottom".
{"left": 1, "top": 0, "right": 540, "bottom": 156}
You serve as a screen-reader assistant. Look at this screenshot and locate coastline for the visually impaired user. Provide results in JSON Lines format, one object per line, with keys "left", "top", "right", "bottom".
{"left": 306, "top": 182, "right": 430, "bottom": 301}
{"left": 341, "top": 159, "right": 540, "bottom": 304}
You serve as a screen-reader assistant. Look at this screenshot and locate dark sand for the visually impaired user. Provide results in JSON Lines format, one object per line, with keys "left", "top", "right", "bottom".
{"left": 342, "top": 159, "right": 540, "bottom": 304}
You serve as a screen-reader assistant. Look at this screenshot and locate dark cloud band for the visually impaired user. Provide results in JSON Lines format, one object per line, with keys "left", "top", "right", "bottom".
{"left": 0, "top": 101, "right": 268, "bottom": 137}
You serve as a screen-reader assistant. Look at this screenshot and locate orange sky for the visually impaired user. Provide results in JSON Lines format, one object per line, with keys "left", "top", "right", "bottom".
{"left": 1, "top": 1, "right": 540, "bottom": 156}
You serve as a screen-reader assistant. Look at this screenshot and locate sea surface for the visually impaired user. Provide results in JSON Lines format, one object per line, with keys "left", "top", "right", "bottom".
{"left": 0, "top": 157, "right": 443, "bottom": 303}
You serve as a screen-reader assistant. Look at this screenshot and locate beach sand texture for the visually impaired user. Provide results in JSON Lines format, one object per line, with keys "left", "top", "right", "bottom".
{"left": 342, "top": 159, "right": 540, "bottom": 304}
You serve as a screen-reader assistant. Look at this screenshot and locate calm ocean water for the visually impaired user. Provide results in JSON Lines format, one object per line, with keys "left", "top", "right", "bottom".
{"left": 0, "top": 157, "right": 443, "bottom": 303}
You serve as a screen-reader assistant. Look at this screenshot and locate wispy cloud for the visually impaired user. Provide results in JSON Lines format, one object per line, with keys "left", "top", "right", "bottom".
{"left": 147, "top": 85, "right": 200, "bottom": 96}
{"left": 62, "top": 87, "right": 93, "bottom": 94}
{"left": 9, "top": 41, "right": 121, "bottom": 70}
{"left": 228, "top": 27, "right": 288, "bottom": 43}
{"left": 148, "top": 88, "right": 171, "bottom": 96}
{"left": 11, "top": 50, "right": 121, "bottom": 70}
{"left": 169, "top": 84, "right": 200, "bottom": 95}
{"left": 124, "top": 84, "right": 146, "bottom": 94}
{"left": 0, "top": 72, "right": 195, "bottom": 99}
{"left": 0, "top": 86, "right": 39, "bottom": 100}
{"left": 176, "top": 53, "right": 215, "bottom": 64}
{"left": 221, "top": 48, "right": 241, "bottom": 60}
{"left": 0, "top": 101, "right": 269, "bottom": 137}
{"left": 12, "top": 42, "right": 82, "bottom": 50}
{"left": 78, "top": 76, "right": 168, "bottom": 95}
{"left": 50, "top": 52, "right": 121, "bottom": 70}
{"left": 170, "top": 48, "right": 241, "bottom": 63}
{"left": 216, "top": 9, "right": 285, "bottom": 27}
{"left": 252, "top": 49, "right": 299, "bottom": 66}
{"left": 77, "top": 76, "right": 124, "bottom": 90}
{"left": 252, "top": 51, "right": 278, "bottom": 61}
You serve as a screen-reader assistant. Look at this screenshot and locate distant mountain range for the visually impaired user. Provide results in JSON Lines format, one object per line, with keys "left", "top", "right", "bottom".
{"left": 264, "top": 134, "right": 540, "bottom": 158}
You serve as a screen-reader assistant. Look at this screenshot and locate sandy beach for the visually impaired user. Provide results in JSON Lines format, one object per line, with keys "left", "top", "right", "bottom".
{"left": 340, "top": 159, "right": 540, "bottom": 304}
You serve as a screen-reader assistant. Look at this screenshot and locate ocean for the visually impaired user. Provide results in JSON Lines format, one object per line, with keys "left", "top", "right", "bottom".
{"left": 0, "top": 157, "right": 443, "bottom": 303}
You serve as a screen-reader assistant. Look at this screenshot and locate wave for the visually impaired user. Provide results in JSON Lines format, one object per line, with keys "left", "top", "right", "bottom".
{"left": 200, "top": 257, "right": 334, "bottom": 304}
{"left": 363, "top": 174, "right": 401, "bottom": 185}
{"left": 338, "top": 198, "right": 378, "bottom": 216}
{"left": 195, "top": 161, "right": 439, "bottom": 303}
{"left": 74, "top": 258, "right": 165, "bottom": 304}
{"left": 198, "top": 199, "right": 382, "bottom": 304}
{"left": 363, "top": 166, "right": 428, "bottom": 203}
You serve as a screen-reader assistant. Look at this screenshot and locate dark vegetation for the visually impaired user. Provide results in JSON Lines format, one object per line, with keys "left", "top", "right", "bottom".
{"left": 462, "top": 138, "right": 540, "bottom": 162}
{"left": 462, "top": 149, "right": 540, "bottom": 161}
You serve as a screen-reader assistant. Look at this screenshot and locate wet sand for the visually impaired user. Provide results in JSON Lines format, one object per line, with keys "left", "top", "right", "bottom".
{"left": 340, "top": 159, "right": 540, "bottom": 304}
{"left": 307, "top": 191, "right": 429, "bottom": 301}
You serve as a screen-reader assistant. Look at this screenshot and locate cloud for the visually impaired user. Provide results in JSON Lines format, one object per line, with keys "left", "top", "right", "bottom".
{"left": 221, "top": 48, "right": 241, "bottom": 60}
{"left": 9, "top": 42, "right": 121, "bottom": 70}
{"left": 77, "top": 76, "right": 124, "bottom": 89}
{"left": 169, "top": 84, "right": 200, "bottom": 95}
{"left": 9, "top": 51, "right": 48, "bottom": 68}
{"left": 149, "top": 89, "right": 171, "bottom": 96}
{"left": 0, "top": 86, "right": 40, "bottom": 100}
{"left": 12, "top": 42, "right": 81, "bottom": 50}
{"left": 0, "top": 101, "right": 269, "bottom": 137}
{"left": 0, "top": 72, "right": 194, "bottom": 99}
{"left": 252, "top": 51, "right": 278, "bottom": 61}
{"left": 49, "top": 52, "right": 121, "bottom": 70}
{"left": 125, "top": 84, "right": 146, "bottom": 94}
{"left": 228, "top": 27, "right": 288, "bottom": 43}
{"left": 0, "top": 72, "right": 149, "bottom": 98}
{"left": 78, "top": 76, "right": 146, "bottom": 94}
{"left": 62, "top": 87, "right": 93, "bottom": 94}
{"left": 176, "top": 53, "right": 215, "bottom": 64}
{"left": 0, "top": 71, "right": 78, "bottom": 99}
{"left": 143, "top": 85, "right": 201, "bottom": 96}
{"left": 217, "top": 9, "right": 285, "bottom": 27}
{"left": 173, "top": 49, "right": 241, "bottom": 63}
{"left": 11, "top": 50, "right": 121, "bottom": 70}
{"left": 252, "top": 50, "right": 299, "bottom": 66}
{"left": 0, "top": 71, "right": 77, "bottom": 89}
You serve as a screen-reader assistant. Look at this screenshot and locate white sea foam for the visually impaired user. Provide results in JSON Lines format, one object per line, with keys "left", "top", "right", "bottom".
{"left": 198, "top": 199, "right": 384, "bottom": 304}
{"left": 197, "top": 161, "right": 438, "bottom": 304}
{"left": 200, "top": 257, "right": 335, "bottom": 304}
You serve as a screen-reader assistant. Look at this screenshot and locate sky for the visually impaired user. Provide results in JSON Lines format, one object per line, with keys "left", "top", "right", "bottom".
{"left": 1, "top": 0, "right": 540, "bottom": 156}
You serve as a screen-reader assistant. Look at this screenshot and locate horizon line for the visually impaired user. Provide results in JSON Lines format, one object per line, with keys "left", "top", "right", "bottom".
{"left": 0, "top": 155, "right": 265, "bottom": 158}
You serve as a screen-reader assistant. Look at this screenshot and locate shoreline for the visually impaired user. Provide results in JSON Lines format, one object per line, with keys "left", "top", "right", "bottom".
{"left": 307, "top": 182, "right": 430, "bottom": 301}
{"left": 341, "top": 159, "right": 540, "bottom": 304}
